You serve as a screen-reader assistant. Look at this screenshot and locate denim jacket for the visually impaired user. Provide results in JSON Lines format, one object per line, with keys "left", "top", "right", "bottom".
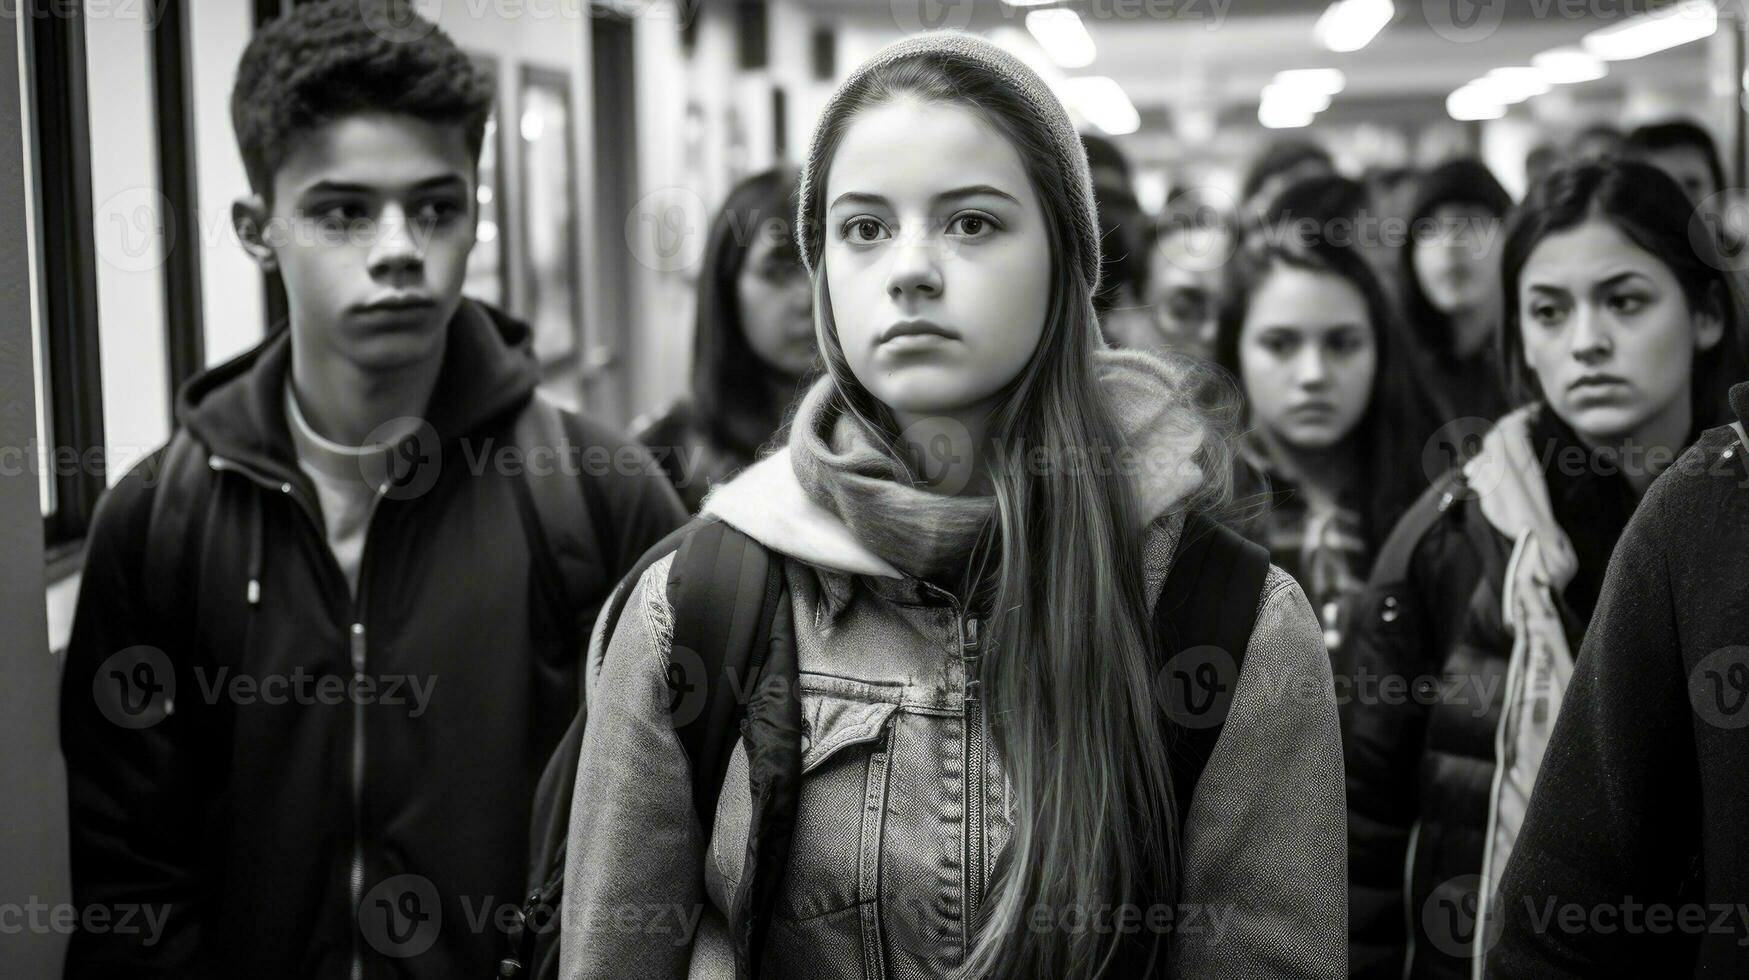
{"left": 561, "top": 448, "right": 1347, "bottom": 979}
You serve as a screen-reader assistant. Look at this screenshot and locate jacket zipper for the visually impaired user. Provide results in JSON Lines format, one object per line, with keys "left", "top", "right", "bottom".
{"left": 210, "top": 454, "right": 386, "bottom": 980}
{"left": 960, "top": 613, "right": 985, "bottom": 941}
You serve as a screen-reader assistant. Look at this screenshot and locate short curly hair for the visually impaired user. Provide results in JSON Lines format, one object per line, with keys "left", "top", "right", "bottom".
{"left": 231, "top": 0, "right": 495, "bottom": 202}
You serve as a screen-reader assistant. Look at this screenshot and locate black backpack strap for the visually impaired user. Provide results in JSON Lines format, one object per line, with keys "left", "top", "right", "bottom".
{"left": 143, "top": 430, "right": 212, "bottom": 621}
{"left": 510, "top": 393, "right": 613, "bottom": 636}
{"left": 1155, "top": 510, "right": 1272, "bottom": 825}
{"left": 505, "top": 518, "right": 787, "bottom": 979}
{"left": 666, "top": 519, "right": 789, "bottom": 837}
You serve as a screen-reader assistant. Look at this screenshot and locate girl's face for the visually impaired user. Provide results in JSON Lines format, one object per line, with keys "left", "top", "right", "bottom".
{"left": 823, "top": 98, "right": 1051, "bottom": 423}
{"left": 736, "top": 222, "right": 816, "bottom": 380}
{"left": 1239, "top": 264, "right": 1378, "bottom": 452}
{"left": 1518, "top": 217, "right": 1722, "bottom": 442}
{"left": 1413, "top": 202, "right": 1501, "bottom": 316}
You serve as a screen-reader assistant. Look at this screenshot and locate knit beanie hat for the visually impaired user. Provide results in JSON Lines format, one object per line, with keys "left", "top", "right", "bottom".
{"left": 795, "top": 31, "right": 1103, "bottom": 295}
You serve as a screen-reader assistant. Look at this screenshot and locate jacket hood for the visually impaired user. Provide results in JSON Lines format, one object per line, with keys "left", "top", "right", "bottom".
{"left": 176, "top": 298, "right": 540, "bottom": 473}
{"left": 702, "top": 348, "right": 1212, "bottom": 579}
{"left": 1733, "top": 380, "right": 1749, "bottom": 429}
{"left": 1464, "top": 405, "right": 1579, "bottom": 590}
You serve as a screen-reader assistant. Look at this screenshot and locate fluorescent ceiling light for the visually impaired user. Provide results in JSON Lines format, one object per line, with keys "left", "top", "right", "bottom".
{"left": 1272, "top": 68, "right": 1347, "bottom": 95}
{"left": 1026, "top": 9, "right": 1097, "bottom": 68}
{"left": 1259, "top": 101, "right": 1316, "bottom": 129}
{"left": 1060, "top": 76, "right": 1140, "bottom": 136}
{"left": 1000, "top": 0, "right": 1060, "bottom": 5}
{"left": 1532, "top": 47, "right": 1608, "bottom": 83}
{"left": 1447, "top": 85, "right": 1507, "bottom": 121}
{"left": 1583, "top": 0, "right": 1717, "bottom": 61}
{"left": 1314, "top": 0, "right": 1394, "bottom": 53}
{"left": 1485, "top": 66, "right": 1552, "bottom": 99}
{"left": 1262, "top": 84, "right": 1333, "bottom": 112}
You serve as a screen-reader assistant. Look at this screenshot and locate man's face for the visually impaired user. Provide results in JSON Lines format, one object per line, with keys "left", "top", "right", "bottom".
{"left": 247, "top": 112, "right": 478, "bottom": 374}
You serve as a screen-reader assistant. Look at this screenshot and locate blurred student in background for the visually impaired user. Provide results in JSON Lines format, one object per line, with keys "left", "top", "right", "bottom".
{"left": 1218, "top": 234, "right": 1434, "bottom": 666}
{"left": 1082, "top": 132, "right": 1157, "bottom": 348}
{"left": 1400, "top": 157, "right": 1513, "bottom": 424}
{"left": 635, "top": 168, "right": 817, "bottom": 512}
{"left": 1132, "top": 185, "right": 1234, "bottom": 360}
{"left": 1241, "top": 137, "right": 1336, "bottom": 216}
{"left": 1345, "top": 159, "right": 1747, "bottom": 980}
{"left": 1628, "top": 119, "right": 1726, "bottom": 206}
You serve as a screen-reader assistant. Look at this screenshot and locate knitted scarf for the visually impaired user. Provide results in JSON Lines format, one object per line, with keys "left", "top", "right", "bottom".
{"left": 788, "top": 348, "right": 1211, "bottom": 583}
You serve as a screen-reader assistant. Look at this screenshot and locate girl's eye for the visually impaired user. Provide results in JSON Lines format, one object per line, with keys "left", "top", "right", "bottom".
{"left": 1607, "top": 292, "right": 1649, "bottom": 315}
{"left": 843, "top": 217, "right": 889, "bottom": 244}
{"left": 1527, "top": 303, "right": 1564, "bottom": 326}
{"left": 1326, "top": 333, "right": 1363, "bottom": 355}
{"left": 948, "top": 213, "right": 996, "bottom": 238}
{"left": 1260, "top": 335, "right": 1299, "bottom": 357}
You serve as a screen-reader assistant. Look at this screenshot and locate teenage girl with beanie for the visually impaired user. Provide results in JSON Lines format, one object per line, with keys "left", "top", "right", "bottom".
{"left": 561, "top": 33, "right": 1345, "bottom": 979}
{"left": 1344, "top": 159, "right": 1748, "bottom": 980}
{"left": 1399, "top": 158, "right": 1514, "bottom": 425}
{"left": 1216, "top": 234, "right": 1435, "bottom": 666}
{"left": 636, "top": 168, "right": 817, "bottom": 512}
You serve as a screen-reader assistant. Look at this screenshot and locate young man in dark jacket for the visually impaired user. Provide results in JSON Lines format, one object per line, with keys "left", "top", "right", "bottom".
{"left": 58, "top": 4, "right": 686, "bottom": 977}
{"left": 1486, "top": 381, "right": 1749, "bottom": 976}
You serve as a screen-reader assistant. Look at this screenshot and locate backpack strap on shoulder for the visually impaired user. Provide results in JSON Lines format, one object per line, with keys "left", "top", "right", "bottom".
{"left": 143, "top": 430, "right": 211, "bottom": 624}
{"left": 511, "top": 393, "right": 612, "bottom": 635}
{"left": 1155, "top": 510, "right": 1272, "bottom": 825}
{"left": 666, "top": 518, "right": 789, "bottom": 837}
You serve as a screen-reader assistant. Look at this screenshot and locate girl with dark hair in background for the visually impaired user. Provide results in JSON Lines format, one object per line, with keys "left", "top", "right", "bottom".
{"left": 563, "top": 32, "right": 1344, "bottom": 980}
{"left": 1217, "top": 234, "right": 1435, "bottom": 664}
{"left": 636, "top": 168, "right": 817, "bottom": 511}
{"left": 1400, "top": 157, "right": 1514, "bottom": 425}
{"left": 1344, "top": 159, "right": 1747, "bottom": 980}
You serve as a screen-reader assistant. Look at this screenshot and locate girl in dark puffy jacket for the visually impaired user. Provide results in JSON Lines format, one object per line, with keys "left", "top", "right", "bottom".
{"left": 1344, "top": 159, "right": 1748, "bottom": 980}
{"left": 562, "top": 32, "right": 1345, "bottom": 980}
{"left": 1216, "top": 234, "right": 1435, "bottom": 664}
{"left": 635, "top": 168, "right": 818, "bottom": 512}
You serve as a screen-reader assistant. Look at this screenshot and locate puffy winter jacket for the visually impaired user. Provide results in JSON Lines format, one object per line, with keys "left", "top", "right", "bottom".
{"left": 560, "top": 442, "right": 1349, "bottom": 979}
{"left": 1343, "top": 403, "right": 1649, "bottom": 979}
{"left": 59, "top": 299, "right": 686, "bottom": 979}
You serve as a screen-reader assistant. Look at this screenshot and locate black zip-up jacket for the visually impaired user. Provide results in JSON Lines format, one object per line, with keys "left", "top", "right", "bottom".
{"left": 1343, "top": 405, "right": 1643, "bottom": 979}
{"left": 1487, "top": 383, "right": 1749, "bottom": 977}
{"left": 59, "top": 299, "right": 686, "bottom": 979}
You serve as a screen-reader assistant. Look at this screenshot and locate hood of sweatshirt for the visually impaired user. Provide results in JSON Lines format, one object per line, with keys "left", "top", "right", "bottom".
{"left": 176, "top": 298, "right": 540, "bottom": 478}
{"left": 701, "top": 348, "right": 1212, "bottom": 579}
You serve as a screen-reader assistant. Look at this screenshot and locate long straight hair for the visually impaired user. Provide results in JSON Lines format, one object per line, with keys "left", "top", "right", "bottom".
{"left": 1499, "top": 159, "right": 1749, "bottom": 430}
{"left": 802, "top": 52, "right": 1231, "bottom": 978}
